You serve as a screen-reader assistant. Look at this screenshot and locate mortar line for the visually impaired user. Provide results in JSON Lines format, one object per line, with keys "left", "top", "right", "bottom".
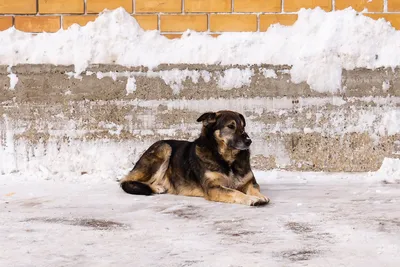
{"left": 384, "top": 0, "right": 388, "bottom": 12}
{"left": 232, "top": 0, "right": 234, "bottom": 12}
{"left": 142, "top": 11, "right": 400, "bottom": 15}
{"left": 332, "top": 0, "right": 335, "bottom": 11}
{"left": 148, "top": 11, "right": 299, "bottom": 15}
{"left": 84, "top": 0, "right": 87, "bottom": 15}
{"left": 182, "top": 0, "right": 185, "bottom": 14}
{"left": 133, "top": 0, "right": 135, "bottom": 14}
{"left": 157, "top": 14, "right": 160, "bottom": 31}
{"left": 281, "top": 0, "right": 284, "bottom": 13}
{"left": 207, "top": 13, "right": 210, "bottom": 32}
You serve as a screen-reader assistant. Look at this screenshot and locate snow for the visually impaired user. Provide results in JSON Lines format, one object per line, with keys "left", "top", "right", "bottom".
{"left": 80, "top": 68, "right": 259, "bottom": 92}
{"left": 0, "top": 115, "right": 16, "bottom": 175}
{"left": 155, "top": 69, "right": 206, "bottom": 94}
{"left": 84, "top": 69, "right": 213, "bottom": 94}
{"left": 382, "top": 81, "right": 391, "bottom": 91}
{"left": 1, "top": 171, "right": 400, "bottom": 266}
{"left": 373, "top": 158, "right": 400, "bottom": 183}
{"left": 125, "top": 76, "right": 136, "bottom": 94}
{"left": 6, "top": 73, "right": 18, "bottom": 90}
{"left": 6, "top": 66, "right": 18, "bottom": 90}
{"left": 217, "top": 68, "right": 254, "bottom": 90}
{"left": 379, "top": 110, "right": 400, "bottom": 136}
{"left": 2, "top": 7, "right": 400, "bottom": 93}
{"left": 261, "top": 68, "right": 278, "bottom": 79}
{"left": 97, "top": 121, "right": 124, "bottom": 136}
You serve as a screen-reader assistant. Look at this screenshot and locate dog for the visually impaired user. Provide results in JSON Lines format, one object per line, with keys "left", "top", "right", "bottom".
{"left": 120, "top": 110, "right": 270, "bottom": 206}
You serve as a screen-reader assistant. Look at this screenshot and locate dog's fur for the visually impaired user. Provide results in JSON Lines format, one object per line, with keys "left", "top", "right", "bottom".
{"left": 120, "top": 110, "right": 270, "bottom": 206}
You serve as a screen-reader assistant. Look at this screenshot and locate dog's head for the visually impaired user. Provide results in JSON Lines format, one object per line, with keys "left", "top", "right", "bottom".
{"left": 197, "top": 110, "right": 252, "bottom": 151}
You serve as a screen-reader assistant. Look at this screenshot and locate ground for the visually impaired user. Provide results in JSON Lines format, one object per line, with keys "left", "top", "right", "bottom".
{"left": 1, "top": 171, "right": 399, "bottom": 267}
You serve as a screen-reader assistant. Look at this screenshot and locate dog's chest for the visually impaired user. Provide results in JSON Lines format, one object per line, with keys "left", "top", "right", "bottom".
{"left": 226, "top": 170, "right": 246, "bottom": 189}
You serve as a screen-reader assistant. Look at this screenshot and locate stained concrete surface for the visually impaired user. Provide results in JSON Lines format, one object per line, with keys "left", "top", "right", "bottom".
{"left": 2, "top": 64, "right": 400, "bottom": 102}
{"left": 1, "top": 172, "right": 400, "bottom": 267}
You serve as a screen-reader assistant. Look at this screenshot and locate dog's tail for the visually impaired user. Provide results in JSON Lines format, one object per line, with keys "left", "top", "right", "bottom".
{"left": 120, "top": 181, "right": 153, "bottom": 196}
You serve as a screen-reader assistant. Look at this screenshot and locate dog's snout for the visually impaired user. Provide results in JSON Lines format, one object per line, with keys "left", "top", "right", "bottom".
{"left": 242, "top": 132, "right": 252, "bottom": 146}
{"left": 239, "top": 132, "right": 252, "bottom": 148}
{"left": 244, "top": 138, "right": 252, "bottom": 146}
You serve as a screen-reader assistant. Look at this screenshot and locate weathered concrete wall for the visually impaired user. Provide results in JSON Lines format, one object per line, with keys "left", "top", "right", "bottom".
{"left": 0, "top": 64, "right": 399, "bottom": 176}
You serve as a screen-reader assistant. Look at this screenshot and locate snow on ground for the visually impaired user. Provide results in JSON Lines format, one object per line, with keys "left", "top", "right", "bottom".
{"left": 2, "top": 7, "right": 400, "bottom": 93}
{"left": 375, "top": 158, "right": 400, "bottom": 184}
{"left": 1, "top": 171, "right": 400, "bottom": 267}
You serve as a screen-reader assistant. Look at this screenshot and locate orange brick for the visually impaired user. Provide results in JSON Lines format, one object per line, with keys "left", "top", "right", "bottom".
{"left": 39, "top": 0, "right": 84, "bottom": 14}
{"left": 210, "top": 15, "right": 257, "bottom": 32}
{"left": 133, "top": 15, "right": 158, "bottom": 30}
{"left": 388, "top": 0, "right": 400, "bottom": 11}
{"left": 162, "top": 33, "right": 220, "bottom": 39}
{"left": 163, "top": 33, "right": 182, "bottom": 39}
{"left": 234, "top": 0, "right": 281, "bottom": 12}
{"left": 161, "top": 15, "right": 207, "bottom": 32}
{"left": 365, "top": 13, "right": 400, "bottom": 30}
{"left": 185, "top": 0, "right": 231, "bottom": 12}
{"left": 87, "top": 0, "right": 133, "bottom": 13}
{"left": 259, "top": 14, "right": 298, "bottom": 31}
{"left": 336, "top": 0, "right": 383, "bottom": 12}
{"left": 15, "top": 16, "right": 60, "bottom": 33}
{"left": 0, "top": 0, "right": 36, "bottom": 14}
{"left": 0, "top": 16, "right": 13, "bottom": 31}
{"left": 284, "top": 0, "right": 332, "bottom": 12}
{"left": 136, "top": 0, "right": 181, "bottom": 13}
{"left": 62, "top": 15, "right": 98, "bottom": 29}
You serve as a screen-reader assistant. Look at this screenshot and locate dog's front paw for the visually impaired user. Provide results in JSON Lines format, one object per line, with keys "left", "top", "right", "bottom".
{"left": 153, "top": 185, "right": 167, "bottom": 194}
{"left": 259, "top": 195, "right": 270, "bottom": 204}
{"left": 246, "top": 196, "right": 268, "bottom": 206}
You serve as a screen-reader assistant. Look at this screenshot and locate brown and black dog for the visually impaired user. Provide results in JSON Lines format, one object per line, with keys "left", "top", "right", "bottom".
{"left": 120, "top": 110, "right": 270, "bottom": 206}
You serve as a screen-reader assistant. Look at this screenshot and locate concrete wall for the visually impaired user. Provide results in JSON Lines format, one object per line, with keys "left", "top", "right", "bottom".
{"left": 0, "top": 64, "right": 399, "bottom": 175}
{"left": 2, "top": 1, "right": 400, "bottom": 34}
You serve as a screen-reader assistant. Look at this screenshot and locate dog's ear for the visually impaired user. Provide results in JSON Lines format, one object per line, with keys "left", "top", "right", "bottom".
{"left": 197, "top": 112, "right": 217, "bottom": 126}
{"left": 239, "top": 113, "right": 246, "bottom": 128}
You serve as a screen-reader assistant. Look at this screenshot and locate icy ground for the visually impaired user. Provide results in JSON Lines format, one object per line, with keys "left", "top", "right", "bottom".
{"left": 1, "top": 171, "right": 399, "bottom": 267}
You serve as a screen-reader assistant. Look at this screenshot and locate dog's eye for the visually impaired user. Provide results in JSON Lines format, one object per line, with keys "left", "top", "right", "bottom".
{"left": 227, "top": 124, "right": 235, "bottom": 130}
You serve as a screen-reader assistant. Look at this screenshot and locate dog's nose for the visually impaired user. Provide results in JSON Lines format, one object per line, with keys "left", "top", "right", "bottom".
{"left": 244, "top": 138, "right": 252, "bottom": 146}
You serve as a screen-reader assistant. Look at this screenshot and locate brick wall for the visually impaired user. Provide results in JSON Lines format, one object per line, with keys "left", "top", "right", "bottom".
{"left": 0, "top": 0, "right": 400, "bottom": 37}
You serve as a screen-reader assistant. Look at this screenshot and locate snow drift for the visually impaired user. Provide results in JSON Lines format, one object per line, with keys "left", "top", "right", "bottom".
{"left": 1, "top": 7, "right": 400, "bottom": 93}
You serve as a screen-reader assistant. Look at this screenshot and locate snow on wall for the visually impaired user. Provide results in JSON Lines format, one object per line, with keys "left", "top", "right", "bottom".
{"left": 73, "top": 68, "right": 259, "bottom": 94}
{"left": 6, "top": 66, "right": 18, "bottom": 90}
{"left": 2, "top": 7, "right": 400, "bottom": 93}
{"left": 1, "top": 96, "right": 399, "bottom": 178}
{"left": 0, "top": 115, "right": 16, "bottom": 174}
{"left": 217, "top": 68, "right": 254, "bottom": 90}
